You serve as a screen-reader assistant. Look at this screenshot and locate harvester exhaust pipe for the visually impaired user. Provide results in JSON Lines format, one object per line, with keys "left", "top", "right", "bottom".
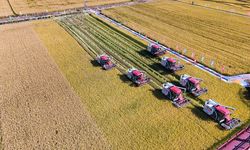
{"left": 222, "top": 105, "right": 236, "bottom": 111}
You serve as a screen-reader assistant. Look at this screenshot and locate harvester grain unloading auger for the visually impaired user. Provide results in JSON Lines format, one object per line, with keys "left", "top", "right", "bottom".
{"left": 96, "top": 54, "right": 116, "bottom": 70}
{"left": 161, "top": 56, "right": 184, "bottom": 72}
{"left": 147, "top": 43, "right": 166, "bottom": 56}
{"left": 162, "top": 82, "right": 190, "bottom": 108}
{"left": 180, "top": 74, "right": 208, "bottom": 97}
{"left": 127, "top": 68, "right": 150, "bottom": 86}
{"left": 203, "top": 99, "right": 241, "bottom": 130}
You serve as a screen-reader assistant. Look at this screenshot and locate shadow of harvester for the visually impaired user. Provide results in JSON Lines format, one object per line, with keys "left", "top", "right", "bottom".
{"left": 150, "top": 88, "right": 166, "bottom": 101}
{"left": 189, "top": 106, "right": 210, "bottom": 121}
{"left": 90, "top": 60, "right": 100, "bottom": 67}
{"left": 239, "top": 87, "right": 250, "bottom": 101}
{"left": 118, "top": 74, "right": 136, "bottom": 87}
{"left": 137, "top": 49, "right": 155, "bottom": 59}
{"left": 243, "top": 87, "right": 250, "bottom": 100}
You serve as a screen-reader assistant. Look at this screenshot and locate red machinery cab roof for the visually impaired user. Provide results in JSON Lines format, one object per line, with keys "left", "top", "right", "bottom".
{"left": 152, "top": 44, "right": 160, "bottom": 49}
{"left": 170, "top": 86, "right": 182, "bottom": 94}
{"left": 215, "top": 105, "right": 230, "bottom": 115}
{"left": 188, "top": 77, "right": 199, "bottom": 85}
{"left": 100, "top": 55, "right": 109, "bottom": 61}
{"left": 167, "top": 58, "right": 176, "bottom": 63}
{"left": 132, "top": 70, "right": 142, "bottom": 77}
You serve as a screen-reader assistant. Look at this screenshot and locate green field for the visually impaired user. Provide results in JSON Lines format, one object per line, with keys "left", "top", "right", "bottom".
{"left": 102, "top": 0, "right": 250, "bottom": 75}
{"left": 33, "top": 14, "right": 250, "bottom": 149}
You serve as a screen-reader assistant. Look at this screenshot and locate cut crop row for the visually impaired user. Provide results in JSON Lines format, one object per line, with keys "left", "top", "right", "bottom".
{"left": 58, "top": 14, "right": 211, "bottom": 108}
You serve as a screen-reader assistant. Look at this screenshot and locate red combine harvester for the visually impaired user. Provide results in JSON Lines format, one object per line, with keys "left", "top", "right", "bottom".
{"left": 127, "top": 68, "right": 150, "bottom": 86}
{"left": 96, "top": 54, "right": 116, "bottom": 70}
{"left": 162, "top": 82, "right": 190, "bottom": 108}
{"left": 161, "top": 56, "right": 184, "bottom": 72}
{"left": 147, "top": 43, "right": 166, "bottom": 56}
{"left": 180, "top": 74, "right": 207, "bottom": 96}
{"left": 203, "top": 99, "right": 241, "bottom": 130}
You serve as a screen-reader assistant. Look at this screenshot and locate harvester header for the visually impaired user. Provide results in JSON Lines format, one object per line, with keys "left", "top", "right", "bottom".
{"left": 203, "top": 99, "right": 241, "bottom": 130}
{"left": 147, "top": 43, "right": 166, "bottom": 56}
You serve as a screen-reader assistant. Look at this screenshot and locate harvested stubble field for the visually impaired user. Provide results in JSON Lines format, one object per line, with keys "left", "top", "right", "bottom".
{"left": 0, "top": 22, "right": 109, "bottom": 149}
{"left": 0, "top": 0, "right": 14, "bottom": 17}
{"left": 179, "top": 0, "right": 250, "bottom": 15}
{"left": 33, "top": 14, "right": 250, "bottom": 149}
{"left": 8, "top": 0, "right": 130, "bottom": 15}
{"left": 102, "top": 0, "right": 250, "bottom": 75}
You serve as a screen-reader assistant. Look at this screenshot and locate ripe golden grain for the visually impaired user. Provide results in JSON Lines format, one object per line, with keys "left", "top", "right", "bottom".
{"left": 103, "top": 0, "right": 250, "bottom": 75}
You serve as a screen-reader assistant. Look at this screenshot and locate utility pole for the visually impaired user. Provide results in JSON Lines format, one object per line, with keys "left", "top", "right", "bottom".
{"left": 83, "top": 0, "right": 87, "bottom": 24}
{"left": 84, "top": 0, "right": 87, "bottom": 10}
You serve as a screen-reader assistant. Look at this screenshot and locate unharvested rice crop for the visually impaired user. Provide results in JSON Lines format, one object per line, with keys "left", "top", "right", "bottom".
{"left": 0, "top": 22, "right": 109, "bottom": 149}
{"left": 34, "top": 15, "right": 249, "bottom": 149}
{"left": 0, "top": 0, "right": 14, "bottom": 17}
{"left": 8, "top": 0, "right": 130, "bottom": 15}
{"left": 102, "top": 0, "right": 250, "bottom": 75}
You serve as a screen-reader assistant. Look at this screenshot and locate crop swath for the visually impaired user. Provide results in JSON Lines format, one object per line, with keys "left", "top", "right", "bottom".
{"left": 58, "top": 14, "right": 177, "bottom": 89}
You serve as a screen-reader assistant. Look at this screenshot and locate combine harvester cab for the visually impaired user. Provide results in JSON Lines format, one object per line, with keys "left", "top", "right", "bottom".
{"left": 96, "top": 54, "right": 116, "bottom": 70}
{"left": 180, "top": 74, "right": 208, "bottom": 96}
{"left": 161, "top": 57, "right": 184, "bottom": 72}
{"left": 162, "top": 82, "right": 190, "bottom": 108}
{"left": 203, "top": 99, "right": 241, "bottom": 130}
{"left": 147, "top": 43, "right": 166, "bottom": 56}
{"left": 127, "top": 68, "right": 150, "bottom": 86}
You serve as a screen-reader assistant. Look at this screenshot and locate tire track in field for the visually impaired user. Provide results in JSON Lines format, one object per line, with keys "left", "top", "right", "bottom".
{"left": 5, "top": 0, "right": 17, "bottom": 15}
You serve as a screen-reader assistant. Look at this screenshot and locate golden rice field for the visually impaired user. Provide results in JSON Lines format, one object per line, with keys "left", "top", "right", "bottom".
{"left": 8, "top": 0, "right": 130, "bottom": 15}
{"left": 102, "top": 0, "right": 250, "bottom": 75}
{"left": 180, "top": 0, "right": 250, "bottom": 15}
{"left": 33, "top": 18, "right": 250, "bottom": 149}
{"left": 0, "top": 22, "right": 109, "bottom": 149}
{"left": 0, "top": 0, "right": 249, "bottom": 149}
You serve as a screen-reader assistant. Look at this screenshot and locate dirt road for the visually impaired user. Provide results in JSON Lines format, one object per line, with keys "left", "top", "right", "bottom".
{"left": 0, "top": 23, "right": 109, "bottom": 149}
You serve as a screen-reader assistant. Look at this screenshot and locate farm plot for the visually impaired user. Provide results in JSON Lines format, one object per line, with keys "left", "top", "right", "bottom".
{"left": 179, "top": 0, "right": 250, "bottom": 15}
{"left": 0, "top": 22, "right": 109, "bottom": 149}
{"left": 8, "top": 0, "right": 130, "bottom": 15}
{"left": 0, "top": 0, "right": 14, "bottom": 17}
{"left": 33, "top": 15, "right": 250, "bottom": 149}
{"left": 102, "top": 0, "right": 250, "bottom": 75}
